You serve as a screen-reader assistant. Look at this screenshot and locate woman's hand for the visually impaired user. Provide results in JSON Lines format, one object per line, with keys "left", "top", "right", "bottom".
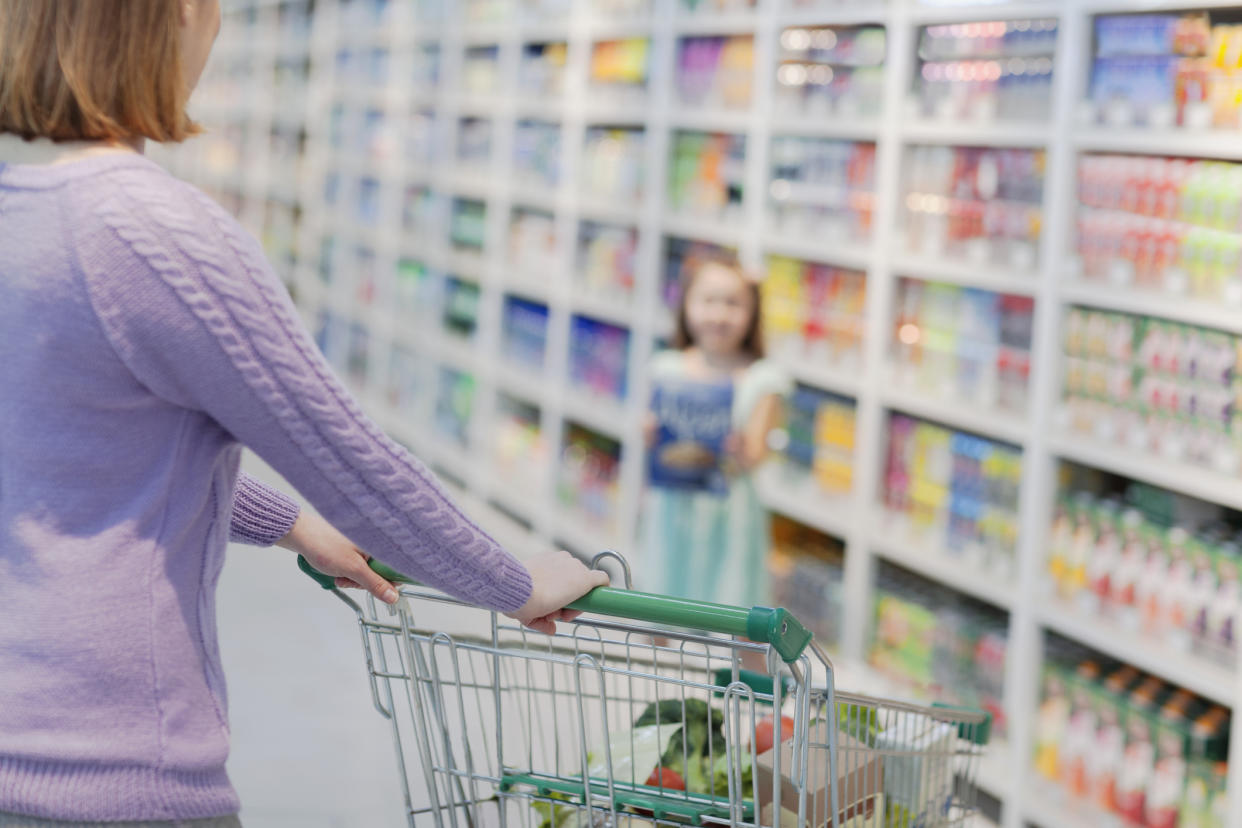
{"left": 276, "top": 510, "right": 400, "bottom": 604}
{"left": 506, "top": 550, "right": 611, "bottom": 635}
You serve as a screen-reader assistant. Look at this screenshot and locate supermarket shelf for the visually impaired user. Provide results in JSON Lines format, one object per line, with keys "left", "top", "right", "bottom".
{"left": 442, "top": 244, "right": 487, "bottom": 276}
{"left": 581, "top": 18, "right": 654, "bottom": 41}
{"left": 416, "top": 432, "right": 474, "bottom": 485}
{"left": 571, "top": 291, "right": 636, "bottom": 330}
{"left": 515, "top": 21, "right": 570, "bottom": 44}
{"left": 768, "top": 116, "right": 880, "bottom": 142}
{"left": 503, "top": 272, "right": 554, "bottom": 303}
{"left": 776, "top": 7, "right": 887, "bottom": 28}
{"left": 671, "top": 12, "right": 760, "bottom": 36}
{"left": 755, "top": 466, "right": 854, "bottom": 540}
{"left": 1021, "top": 777, "right": 1105, "bottom": 828}
{"left": 333, "top": 83, "right": 390, "bottom": 110}
{"left": 831, "top": 658, "right": 916, "bottom": 702}
{"left": 1082, "top": 0, "right": 1242, "bottom": 13}
{"left": 763, "top": 234, "right": 873, "bottom": 271}
{"left": 494, "top": 361, "right": 549, "bottom": 405}
{"left": 890, "top": 253, "right": 1039, "bottom": 297}
{"left": 1037, "top": 596, "right": 1236, "bottom": 707}
{"left": 583, "top": 100, "right": 650, "bottom": 126}
{"left": 555, "top": 512, "right": 627, "bottom": 562}
{"left": 784, "top": 360, "right": 861, "bottom": 398}
{"left": 667, "top": 108, "right": 753, "bottom": 134}
{"left": 429, "top": 333, "right": 480, "bottom": 373}
{"left": 513, "top": 97, "right": 565, "bottom": 122}
{"left": 442, "top": 170, "right": 492, "bottom": 201}
{"left": 906, "top": 2, "right": 1064, "bottom": 24}
{"left": 882, "top": 384, "right": 1029, "bottom": 447}
{"left": 577, "top": 195, "right": 643, "bottom": 226}
{"left": 871, "top": 523, "right": 1014, "bottom": 611}
{"left": 902, "top": 119, "right": 1052, "bottom": 149}
{"left": 480, "top": 474, "right": 554, "bottom": 533}
{"left": 562, "top": 389, "right": 628, "bottom": 439}
{"left": 1050, "top": 432, "right": 1242, "bottom": 513}
{"left": 510, "top": 184, "right": 560, "bottom": 212}
{"left": 662, "top": 213, "right": 745, "bottom": 248}
{"left": 1060, "top": 280, "right": 1242, "bottom": 334}
{"left": 1074, "top": 127, "right": 1242, "bottom": 161}
{"left": 459, "top": 24, "right": 508, "bottom": 45}
{"left": 977, "top": 741, "right": 1013, "bottom": 803}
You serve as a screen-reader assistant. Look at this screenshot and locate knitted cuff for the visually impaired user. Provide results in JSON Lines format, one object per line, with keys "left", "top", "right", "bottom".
{"left": 229, "top": 473, "right": 301, "bottom": 547}
{"left": 484, "top": 553, "right": 534, "bottom": 614}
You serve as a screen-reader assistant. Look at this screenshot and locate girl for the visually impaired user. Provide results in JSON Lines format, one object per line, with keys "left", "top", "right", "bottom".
{"left": 0, "top": 1, "right": 605, "bottom": 824}
{"left": 642, "top": 257, "right": 790, "bottom": 609}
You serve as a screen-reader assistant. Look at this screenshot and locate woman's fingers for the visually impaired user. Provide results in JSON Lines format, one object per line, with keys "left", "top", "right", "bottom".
{"left": 335, "top": 560, "right": 398, "bottom": 604}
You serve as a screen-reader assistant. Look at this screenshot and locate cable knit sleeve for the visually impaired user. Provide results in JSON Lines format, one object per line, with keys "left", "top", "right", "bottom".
{"left": 230, "top": 472, "right": 301, "bottom": 547}
{"left": 67, "top": 165, "right": 533, "bottom": 613}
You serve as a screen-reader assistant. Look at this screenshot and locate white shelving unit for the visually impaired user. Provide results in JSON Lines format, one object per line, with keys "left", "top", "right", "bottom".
{"left": 154, "top": 1, "right": 1242, "bottom": 826}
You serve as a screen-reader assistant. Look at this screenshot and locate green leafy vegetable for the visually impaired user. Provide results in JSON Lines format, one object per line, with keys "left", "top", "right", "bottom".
{"left": 531, "top": 792, "right": 577, "bottom": 828}
{"left": 632, "top": 697, "right": 745, "bottom": 797}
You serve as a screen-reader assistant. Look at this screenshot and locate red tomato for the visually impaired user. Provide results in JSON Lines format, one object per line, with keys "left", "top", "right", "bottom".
{"left": 644, "top": 766, "right": 686, "bottom": 790}
{"left": 753, "top": 715, "right": 795, "bottom": 755}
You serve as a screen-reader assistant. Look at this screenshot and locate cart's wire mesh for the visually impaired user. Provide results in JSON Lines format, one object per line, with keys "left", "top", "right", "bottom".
{"left": 349, "top": 589, "right": 989, "bottom": 828}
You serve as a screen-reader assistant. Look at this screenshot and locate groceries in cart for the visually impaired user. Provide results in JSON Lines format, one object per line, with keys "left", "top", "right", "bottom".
{"left": 519, "top": 679, "right": 973, "bottom": 828}
{"left": 298, "top": 553, "right": 991, "bottom": 828}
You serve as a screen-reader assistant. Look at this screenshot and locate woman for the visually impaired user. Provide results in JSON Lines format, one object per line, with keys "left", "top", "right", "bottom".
{"left": 0, "top": 1, "right": 607, "bottom": 824}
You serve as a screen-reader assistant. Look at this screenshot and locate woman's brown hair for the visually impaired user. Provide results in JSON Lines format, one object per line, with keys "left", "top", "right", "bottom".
{"left": 0, "top": 0, "right": 200, "bottom": 143}
{"left": 672, "top": 255, "right": 765, "bottom": 359}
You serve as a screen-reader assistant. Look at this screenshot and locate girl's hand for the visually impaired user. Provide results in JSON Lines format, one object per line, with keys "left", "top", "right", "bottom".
{"left": 722, "top": 432, "right": 745, "bottom": 476}
{"left": 643, "top": 412, "right": 658, "bottom": 448}
{"left": 276, "top": 510, "right": 400, "bottom": 604}
{"left": 507, "top": 550, "right": 611, "bottom": 635}
{"left": 723, "top": 431, "right": 761, "bottom": 474}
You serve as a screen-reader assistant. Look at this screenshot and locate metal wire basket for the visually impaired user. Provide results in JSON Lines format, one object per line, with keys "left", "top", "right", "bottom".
{"left": 299, "top": 552, "right": 991, "bottom": 828}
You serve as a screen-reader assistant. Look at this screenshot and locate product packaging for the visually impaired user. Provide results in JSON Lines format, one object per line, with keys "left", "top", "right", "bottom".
{"left": 647, "top": 378, "right": 734, "bottom": 495}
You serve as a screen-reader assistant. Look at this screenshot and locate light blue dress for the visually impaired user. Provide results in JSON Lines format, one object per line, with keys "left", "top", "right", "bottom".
{"left": 639, "top": 351, "right": 792, "bottom": 608}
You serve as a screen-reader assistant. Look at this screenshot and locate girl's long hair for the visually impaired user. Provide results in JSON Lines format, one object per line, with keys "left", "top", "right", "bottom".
{"left": 671, "top": 255, "right": 765, "bottom": 359}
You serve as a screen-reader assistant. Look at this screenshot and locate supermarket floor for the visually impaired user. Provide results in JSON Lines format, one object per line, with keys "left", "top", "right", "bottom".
{"left": 219, "top": 457, "right": 411, "bottom": 828}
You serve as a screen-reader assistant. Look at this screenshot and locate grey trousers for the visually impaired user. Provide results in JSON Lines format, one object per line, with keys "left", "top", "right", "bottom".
{"left": 0, "top": 815, "right": 241, "bottom": 828}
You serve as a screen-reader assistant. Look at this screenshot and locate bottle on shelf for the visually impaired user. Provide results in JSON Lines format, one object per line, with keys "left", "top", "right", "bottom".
{"left": 675, "top": 34, "right": 754, "bottom": 111}
{"left": 768, "top": 137, "right": 876, "bottom": 242}
{"left": 902, "top": 145, "right": 1044, "bottom": 273}
{"left": 883, "top": 413, "right": 1021, "bottom": 581}
{"left": 1060, "top": 306, "right": 1241, "bottom": 475}
{"left": 891, "top": 278, "right": 1034, "bottom": 415}
{"left": 762, "top": 255, "right": 866, "bottom": 370}
{"left": 913, "top": 19, "right": 1057, "bottom": 124}
{"left": 1047, "top": 470, "right": 1242, "bottom": 671}
{"left": 775, "top": 24, "right": 886, "bottom": 120}
{"left": 1036, "top": 639, "right": 1231, "bottom": 828}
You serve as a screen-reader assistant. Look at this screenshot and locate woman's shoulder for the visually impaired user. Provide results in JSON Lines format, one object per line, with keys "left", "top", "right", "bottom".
{"left": 67, "top": 155, "right": 267, "bottom": 278}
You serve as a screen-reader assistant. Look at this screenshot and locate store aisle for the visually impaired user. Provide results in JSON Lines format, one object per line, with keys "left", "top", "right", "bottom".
{"left": 217, "top": 460, "right": 407, "bottom": 828}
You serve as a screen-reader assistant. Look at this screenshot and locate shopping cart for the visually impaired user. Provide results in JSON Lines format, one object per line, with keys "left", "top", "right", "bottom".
{"left": 299, "top": 551, "right": 991, "bottom": 828}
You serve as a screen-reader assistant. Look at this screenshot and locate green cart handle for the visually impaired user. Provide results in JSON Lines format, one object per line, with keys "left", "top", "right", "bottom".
{"left": 297, "top": 555, "right": 813, "bottom": 663}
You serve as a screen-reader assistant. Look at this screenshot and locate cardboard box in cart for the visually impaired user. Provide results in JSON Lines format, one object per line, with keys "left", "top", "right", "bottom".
{"left": 754, "top": 731, "right": 884, "bottom": 828}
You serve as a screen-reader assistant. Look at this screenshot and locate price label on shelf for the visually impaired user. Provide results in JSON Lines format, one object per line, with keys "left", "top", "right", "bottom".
{"left": 1183, "top": 102, "right": 1213, "bottom": 132}
{"left": 1104, "top": 99, "right": 1135, "bottom": 129}
{"left": 1147, "top": 102, "right": 1176, "bottom": 131}
{"left": 966, "top": 238, "right": 991, "bottom": 266}
{"left": 1163, "top": 268, "right": 1189, "bottom": 296}
{"left": 1212, "top": 448, "right": 1239, "bottom": 476}
{"left": 1107, "top": 258, "right": 1135, "bottom": 287}
{"left": 1224, "top": 281, "right": 1242, "bottom": 307}
{"left": 1010, "top": 241, "right": 1035, "bottom": 273}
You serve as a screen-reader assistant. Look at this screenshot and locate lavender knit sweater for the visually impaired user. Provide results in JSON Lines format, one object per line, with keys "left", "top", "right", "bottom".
{"left": 0, "top": 152, "right": 533, "bottom": 821}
